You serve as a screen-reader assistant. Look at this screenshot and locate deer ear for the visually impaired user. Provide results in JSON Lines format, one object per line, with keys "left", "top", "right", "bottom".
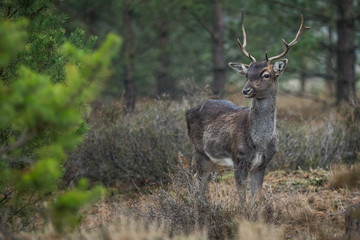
{"left": 229, "top": 62, "right": 249, "bottom": 75}
{"left": 273, "top": 59, "right": 288, "bottom": 76}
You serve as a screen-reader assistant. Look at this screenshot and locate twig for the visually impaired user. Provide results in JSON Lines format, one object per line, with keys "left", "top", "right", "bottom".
{"left": 131, "top": 179, "right": 143, "bottom": 197}
{"left": 191, "top": 12, "right": 215, "bottom": 38}
{"left": 269, "top": 0, "right": 333, "bottom": 21}
{"left": 0, "top": 190, "right": 13, "bottom": 204}
{"left": 7, "top": 7, "right": 20, "bottom": 18}
{"left": 328, "top": 210, "right": 346, "bottom": 217}
{"left": 30, "top": 6, "right": 46, "bottom": 19}
{"left": 0, "top": 130, "right": 34, "bottom": 155}
{"left": 5, "top": 190, "right": 39, "bottom": 223}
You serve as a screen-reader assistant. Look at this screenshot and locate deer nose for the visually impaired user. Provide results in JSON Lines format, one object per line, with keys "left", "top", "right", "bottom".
{"left": 242, "top": 88, "right": 251, "bottom": 95}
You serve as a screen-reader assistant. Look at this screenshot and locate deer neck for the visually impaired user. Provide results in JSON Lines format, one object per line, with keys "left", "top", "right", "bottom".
{"left": 249, "top": 95, "right": 277, "bottom": 151}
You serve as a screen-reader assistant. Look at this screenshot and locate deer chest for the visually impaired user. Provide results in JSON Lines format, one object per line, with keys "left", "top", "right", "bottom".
{"left": 250, "top": 119, "right": 276, "bottom": 150}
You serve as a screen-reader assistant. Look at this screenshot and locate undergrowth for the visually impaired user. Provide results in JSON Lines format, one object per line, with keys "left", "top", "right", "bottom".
{"left": 273, "top": 102, "right": 360, "bottom": 169}
{"left": 128, "top": 160, "right": 281, "bottom": 240}
{"left": 64, "top": 99, "right": 193, "bottom": 188}
{"left": 11, "top": 95, "right": 358, "bottom": 239}
{"left": 64, "top": 96, "right": 360, "bottom": 189}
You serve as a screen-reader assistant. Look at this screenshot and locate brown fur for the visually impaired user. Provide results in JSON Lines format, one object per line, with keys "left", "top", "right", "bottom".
{"left": 186, "top": 60, "right": 286, "bottom": 200}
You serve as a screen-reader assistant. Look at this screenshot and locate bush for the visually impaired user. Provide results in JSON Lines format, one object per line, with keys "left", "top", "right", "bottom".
{"left": 272, "top": 103, "right": 360, "bottom": 169}
{"left": 64, "top": 100, "right": 193, "bottom": 188}
{"left": 64, "top": 96, "right": 360, "bottom": 189}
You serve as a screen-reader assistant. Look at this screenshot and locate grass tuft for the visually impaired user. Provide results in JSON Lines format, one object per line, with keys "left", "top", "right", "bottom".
{"left": 329, "top": 163, "right": 360, "bottom": 189}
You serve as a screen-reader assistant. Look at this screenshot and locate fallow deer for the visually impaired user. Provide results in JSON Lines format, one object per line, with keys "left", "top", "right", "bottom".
{"left": 186, "top": 13, "right": 310, "bottom": 201}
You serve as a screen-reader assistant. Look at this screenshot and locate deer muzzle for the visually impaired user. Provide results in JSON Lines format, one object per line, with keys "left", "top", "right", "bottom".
{"left": 242, "top": 88, "right": 253, "bottom": 97}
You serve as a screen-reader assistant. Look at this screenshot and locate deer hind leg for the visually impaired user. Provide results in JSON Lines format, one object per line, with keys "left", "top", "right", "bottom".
{"left": 192, "top": 150, "right": 214, "bottom": 194}
{"left": 191, "top": 150, "right": 214, "bottom": 227}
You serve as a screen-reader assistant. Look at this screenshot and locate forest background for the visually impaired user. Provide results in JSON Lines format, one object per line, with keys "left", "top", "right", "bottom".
{"left": 1, "top": 0, "right": 360, "bottom": 239}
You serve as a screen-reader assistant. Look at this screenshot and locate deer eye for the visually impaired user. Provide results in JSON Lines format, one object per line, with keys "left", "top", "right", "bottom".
{"left": 263, "top": 73, "right": 270, "bottom": 79}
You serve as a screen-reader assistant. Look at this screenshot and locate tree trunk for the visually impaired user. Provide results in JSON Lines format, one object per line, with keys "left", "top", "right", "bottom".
{"left": 123, "top": 2, "right": 136, "bottom": 113}
{"left": 156, "top": 27, "right": 174, "bottom": 97}
{"left": 336, "top": 0, "right": 356, "bottom": 104}
{"left": 326, "top": 26, "right": 335, "bottom": 98}
{"left": 299, "top": 66, "right": 307, "bottom": 95}
{"left": 345, "top": 202, "right": 360, "bottom": 240}
{"left": 212, "top": 0, "right": 226, "bottom": 98}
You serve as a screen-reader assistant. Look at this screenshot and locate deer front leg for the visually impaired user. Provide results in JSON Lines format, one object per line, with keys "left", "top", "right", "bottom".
{"left": 250, "top": 166, "right": 266, "bottom": 202}
{"left": 234, "top": 163, "right": 250, "bottom": 202}
{"left": 250, "top": 139, "right": 276, "bottom": 202}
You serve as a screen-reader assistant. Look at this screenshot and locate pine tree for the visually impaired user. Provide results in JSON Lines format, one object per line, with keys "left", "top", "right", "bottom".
{"left": 0, "top": 5, "right": 121, "bottom": 232}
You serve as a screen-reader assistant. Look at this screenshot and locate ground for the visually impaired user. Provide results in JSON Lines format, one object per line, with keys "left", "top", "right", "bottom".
{"left": 15, "top": 93, "right": 359, "bottom": 240}
{"left": 74, "top": 93, "right": 358, "bottom": 239}
{"left": 77, "top": 168, "right": 358, "bottom": 239}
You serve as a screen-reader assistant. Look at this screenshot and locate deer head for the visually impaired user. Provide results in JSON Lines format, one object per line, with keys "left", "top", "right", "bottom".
{"left": 229, "top": 12, "right": 310, "bottom": 99}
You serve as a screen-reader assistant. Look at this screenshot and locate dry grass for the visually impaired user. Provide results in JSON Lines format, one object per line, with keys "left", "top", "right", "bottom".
{"left": 329, "top": 163, "right": 360, "bottom": 189}
{"left": 237, "top": 221, "right": 281, "bottom": 240}
{"left": 77, "top": 168, "right": 354, "bottom": 240}
{"left": 277, "top": 94, "right": 331, "bottom": 122}
{"left": 12, "top": 217, "right": 207, "bottom": 240}
{"left": 15, "top": 217, "right": 283, "bottom": 240}
{"left": 16, "top": 167, "right": 357, "bottom": 240}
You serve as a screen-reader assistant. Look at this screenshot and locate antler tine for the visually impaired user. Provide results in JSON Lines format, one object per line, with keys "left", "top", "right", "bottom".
{"left": 237, "top": 11, "right": 256, "bottom": 63}
{"left": 240, "top": 11, "right": 247, "bottom": 48}
{"left": 266, "top": 15, "right": 311, "bottom": 62}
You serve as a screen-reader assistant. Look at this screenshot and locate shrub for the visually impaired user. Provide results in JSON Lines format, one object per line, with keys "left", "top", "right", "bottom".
{"left": 273, "top": 103, "right": 360, "bottom": 169}
{"left": 64, "top": 100, "right": 193, "bottom": 188}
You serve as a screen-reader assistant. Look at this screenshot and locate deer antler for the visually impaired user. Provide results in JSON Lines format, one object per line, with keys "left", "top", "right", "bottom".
{"left": 265, "top": 15, "right": 310, "bottom": 62}
{"left": 237, "top": 11, "right": 256, "bottom": 63}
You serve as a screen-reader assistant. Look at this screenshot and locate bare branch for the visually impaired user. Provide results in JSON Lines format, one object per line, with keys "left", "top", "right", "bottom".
{"left": 270, "top": 0, "right": 333, "bottom": 21}
{"left": 5, "top": 190, "right": 39, "bottom": 224}
{"left": 191, "top": 12, "right": 215, "bottom": 38}
{"left": 0, "top": 190, "right": 13, "bottom": 204}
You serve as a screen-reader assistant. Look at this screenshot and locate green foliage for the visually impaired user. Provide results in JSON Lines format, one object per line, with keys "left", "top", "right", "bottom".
{"left": 68, "top": 28, "right": 98, "bottom": 52}
{"left": 21, "top": 158, "right": 62, "bottom": 193}
{"left": 51, "top": 178, "right": 106, "bottom": 232}
{"left": 57, "top": 0, "right": 330, "bottom": 100}
{"left": 0, "top": 17, "right": 121, "bottom": 232}
{"left": 0, "top": 1, "right": 98, "bottom": 84}
{"left": 0, "top": 18, "right": 28, "bottom": 66}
